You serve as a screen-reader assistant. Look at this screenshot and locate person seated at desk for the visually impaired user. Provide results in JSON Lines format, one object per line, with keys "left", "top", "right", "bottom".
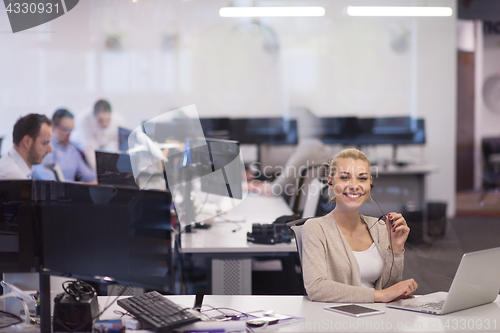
{"left": 33, "top": 109, "right": 97, "bottom": 184}
{"left": 302, "top": 148, "right": 418, "bottom": 303}
{"left": 71, "top": 99, "right": 124, "bottom": 171}
{"left": 0, "top": 114, "right": 52, "bottom": 180}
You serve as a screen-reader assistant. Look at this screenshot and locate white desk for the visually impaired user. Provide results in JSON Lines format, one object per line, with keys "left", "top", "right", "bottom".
{"left": 97, "top": 294, "right": 500, "bottom": 333}
{"left": 179, "top": 194, "right": 295, "bottom": 295}
{"left": 4, "top": 294, "right": 499, "bottom": 333}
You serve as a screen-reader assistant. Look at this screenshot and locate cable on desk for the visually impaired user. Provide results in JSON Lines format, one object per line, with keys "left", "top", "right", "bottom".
{"left": 54, "top": 281, "right": 128, "bottom": 333}
{"left": 199, "top": 304, "right": 250, "bottom": 322}
{"left": 0, "top": 310, "right": 23, "bottom": 329}
{"left": 211, "top": 215, "right": 243, "bottom": 232}
{"left": 195, "top": 192, "right": 210, "bottom": 216}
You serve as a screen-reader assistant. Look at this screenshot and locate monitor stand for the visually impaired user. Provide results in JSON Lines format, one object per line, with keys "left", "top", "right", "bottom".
{"left": 39, "top": 272, "right": 51, "bottom": 332}
{"left": 392, "top": 145, "right": 409, "bottom": 167}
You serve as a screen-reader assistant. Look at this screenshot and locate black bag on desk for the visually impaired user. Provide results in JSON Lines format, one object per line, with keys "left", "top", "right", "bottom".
{"left": 246, "top": 214, "right": 299, "bottom": 244}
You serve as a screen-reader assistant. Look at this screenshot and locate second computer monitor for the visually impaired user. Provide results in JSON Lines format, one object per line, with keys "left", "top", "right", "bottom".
{"left": 229, "top": 118, "right": 298, "bottom": 145}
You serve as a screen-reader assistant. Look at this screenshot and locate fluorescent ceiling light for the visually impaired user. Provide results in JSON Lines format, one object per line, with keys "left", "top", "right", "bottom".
{"left": 219, "top": 7, "right": 325, "bottom": 17}
{"left": 347, "top": 6, "right": 452, "bottom": 17}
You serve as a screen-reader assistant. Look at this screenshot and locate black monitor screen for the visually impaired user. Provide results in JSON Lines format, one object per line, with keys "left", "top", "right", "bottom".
{"left": 229, "top": 118, "right": 298, "bottom": 145}
{"left": 200, "top": 138, "right": 243, "bottom": 199}
{"left": 200, "top": 118, "right": 231, "bottom": 139}
{"left": 316, "top": 184, "right": 336, "bottom": 217}
{"left": 162, "top": 138, "right": 244, "bottom": 200}
{"left": 40, "top": 182, "right": 173, "bottom": 291}
{"left": 318, "top": 117, "right": 358, "bottom": 144}
{"left": 357, "top": 117, "right": 425, "bottom": 145}
{"left": 0, "top": 180, "right": 38, "bottom": 273}
{"left": 96, "top": 151, "right": 139, "bottom": 189}
{"left": 319, "top": 117, "right": 425, "bottom": 146}
{"left": 118, "top": 127, "right": 132, "bottom": 152}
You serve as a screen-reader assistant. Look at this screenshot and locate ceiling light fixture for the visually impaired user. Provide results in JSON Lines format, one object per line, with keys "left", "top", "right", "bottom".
{"left": 347, "top": 6, "right": 452, "bottom": 17}
{"left": 219, "top": 7, "right": 325, "bottom": 18}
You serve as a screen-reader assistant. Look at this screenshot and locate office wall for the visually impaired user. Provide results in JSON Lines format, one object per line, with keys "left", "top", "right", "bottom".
{"left": 0, "top": 0, "right": 456, "bottom": 215}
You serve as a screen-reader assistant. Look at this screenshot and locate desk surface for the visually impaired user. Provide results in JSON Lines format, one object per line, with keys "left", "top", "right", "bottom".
{"left": 180, "top": 194, "right": 296, "bottom": 254}
{"left": 97, "top": 294, "right": 500, "bottom": 333}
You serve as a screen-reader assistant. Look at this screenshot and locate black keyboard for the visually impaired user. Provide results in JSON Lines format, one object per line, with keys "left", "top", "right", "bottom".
{"left": 117, "top": 291, "right": 200, "bottom": 332}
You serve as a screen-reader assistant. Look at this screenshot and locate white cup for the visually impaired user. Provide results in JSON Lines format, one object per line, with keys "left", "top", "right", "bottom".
{"left": 89, "top": 185, "right": 117, "bottom": 204}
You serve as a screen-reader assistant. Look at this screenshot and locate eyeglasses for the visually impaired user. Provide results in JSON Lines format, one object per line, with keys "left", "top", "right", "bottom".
{"left": 56, "top": 126, "right": 73, "bottom": 133}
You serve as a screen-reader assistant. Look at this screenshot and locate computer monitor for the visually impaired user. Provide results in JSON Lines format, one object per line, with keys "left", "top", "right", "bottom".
{"left": 199, "top": 138, "right": 243, "bottom": 200}
{"left": 36, "top": 181, "right": 173, "bottom": 331}
{"left": 301, "top": 179, "right": 335, "bottom": 218}
{"left": 318, "top": 117, "right": 358, "bottom": 144}
{"left": 318, "top": 116, "right": 425, "bottom": 146}
{"left": 199, "top": 117, "right": 231, "bottom": 139}
{"left": 162, "top": 138, "right": 244, "bottom": 201}
{"left": 143, "top": 118, "right": 203, "bottom": 144}
{"left": 0, "top": 180, "right": 39, "bottom": 273}
{"left": 229, "top": 118, "right": 298, "bottom": 145}
{"left": 356, "top": 116, "right": 426, "bottom": 145}
{"left": 118, "top": 127, "right": 132, "bottom": 152}
{"left": 95, "top": 150, "right": 139, "bottom": 189}
{"left": 39, "top": 182, "right": 173, "bottom": 289}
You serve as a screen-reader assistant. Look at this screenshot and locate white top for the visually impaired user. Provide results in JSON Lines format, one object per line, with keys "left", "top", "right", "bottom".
{"left": 353, "top": 242, "right": 384, "bottom": 288}
{"left": 0, "top": 147, "right": 33, "bottom": 180}
{"left": 71, "top": 110, "right": 124, "bottom": 171}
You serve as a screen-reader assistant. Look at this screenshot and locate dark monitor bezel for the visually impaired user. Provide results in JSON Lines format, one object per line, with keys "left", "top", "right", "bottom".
{"left": 318, "top": 116, "right": 426, "bottom": 146}
{"left": 229, "top": 117, "right": 298, "bottom": 145}
{"left": 39, "top": 181, "right": 173, "bottom": 292}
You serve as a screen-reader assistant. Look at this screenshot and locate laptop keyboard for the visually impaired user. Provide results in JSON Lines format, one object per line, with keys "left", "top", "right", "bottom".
{"left": 417, "top": 300, "right": 445, "bottom": 311}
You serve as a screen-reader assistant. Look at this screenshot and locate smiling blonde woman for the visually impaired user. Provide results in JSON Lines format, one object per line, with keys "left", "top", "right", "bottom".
{"left": 302, "top": 148, "right": 418, "bottom": 303}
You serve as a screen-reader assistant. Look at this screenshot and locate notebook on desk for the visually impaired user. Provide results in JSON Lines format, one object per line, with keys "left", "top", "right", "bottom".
{"left": 387, "top": 247, "right": 500, "bottom": 315}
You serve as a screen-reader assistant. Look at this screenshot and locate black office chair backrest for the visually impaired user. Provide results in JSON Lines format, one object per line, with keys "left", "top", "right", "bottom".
{"left": 482, "top": 137, "right": 500, "bottom": 160}
{"left": 481, "top": 137, "right": 500, "bottom": 187}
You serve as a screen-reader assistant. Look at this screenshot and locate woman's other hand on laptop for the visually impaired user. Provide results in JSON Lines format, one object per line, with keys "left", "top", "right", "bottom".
{"left": 374, "top": 279, "right": 418, "bottom": 303}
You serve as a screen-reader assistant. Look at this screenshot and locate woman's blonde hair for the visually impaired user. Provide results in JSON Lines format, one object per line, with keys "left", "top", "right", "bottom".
{"left": 327, "top": 148, "right": 371, "bottom": 203}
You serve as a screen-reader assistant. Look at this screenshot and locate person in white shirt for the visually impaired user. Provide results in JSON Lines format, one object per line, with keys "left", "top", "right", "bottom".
{"left": 71, "top": 99, "right": 124, "bottom": 171}
{"left": 0, "top": 114, "right": 52, "bottom": 180}
{"left": 33, "top": 109, "right": 97, "bottom": 184}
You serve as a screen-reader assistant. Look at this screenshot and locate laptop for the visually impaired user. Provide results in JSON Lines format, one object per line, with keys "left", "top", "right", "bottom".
{"left": 387, "top": 247, "right": 500, "bottom": 315}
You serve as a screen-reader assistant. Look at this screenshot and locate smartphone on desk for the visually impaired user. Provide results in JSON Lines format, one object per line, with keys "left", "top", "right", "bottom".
{"left": 246, "top": 317, "right": 279, "bottom": 327}
{"left": 324, "top": 304, "right": 385, "bottom": 317}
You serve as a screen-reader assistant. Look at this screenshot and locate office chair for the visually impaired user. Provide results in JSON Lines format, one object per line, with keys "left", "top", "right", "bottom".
{"left": 286, "top": 218, "right": 309, "bottom": 295}
{"left": 290, "top": 164, "right": 328, "bottom": 215}
{"left": 287, "top": 218, "right": 308, "bottom": 262}
{"left": 480, "top": 137, "right": 500, "bottom": 205}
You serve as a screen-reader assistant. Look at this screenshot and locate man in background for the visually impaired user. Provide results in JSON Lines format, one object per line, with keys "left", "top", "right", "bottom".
{"left": 71, "top": 99, "right": 124, "bottom": 171}
{"left": 33, "top": 109, "right": 97, "bottom": 184}
{"left": 0, "top": 114, "right": 52, "bottom": 180}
